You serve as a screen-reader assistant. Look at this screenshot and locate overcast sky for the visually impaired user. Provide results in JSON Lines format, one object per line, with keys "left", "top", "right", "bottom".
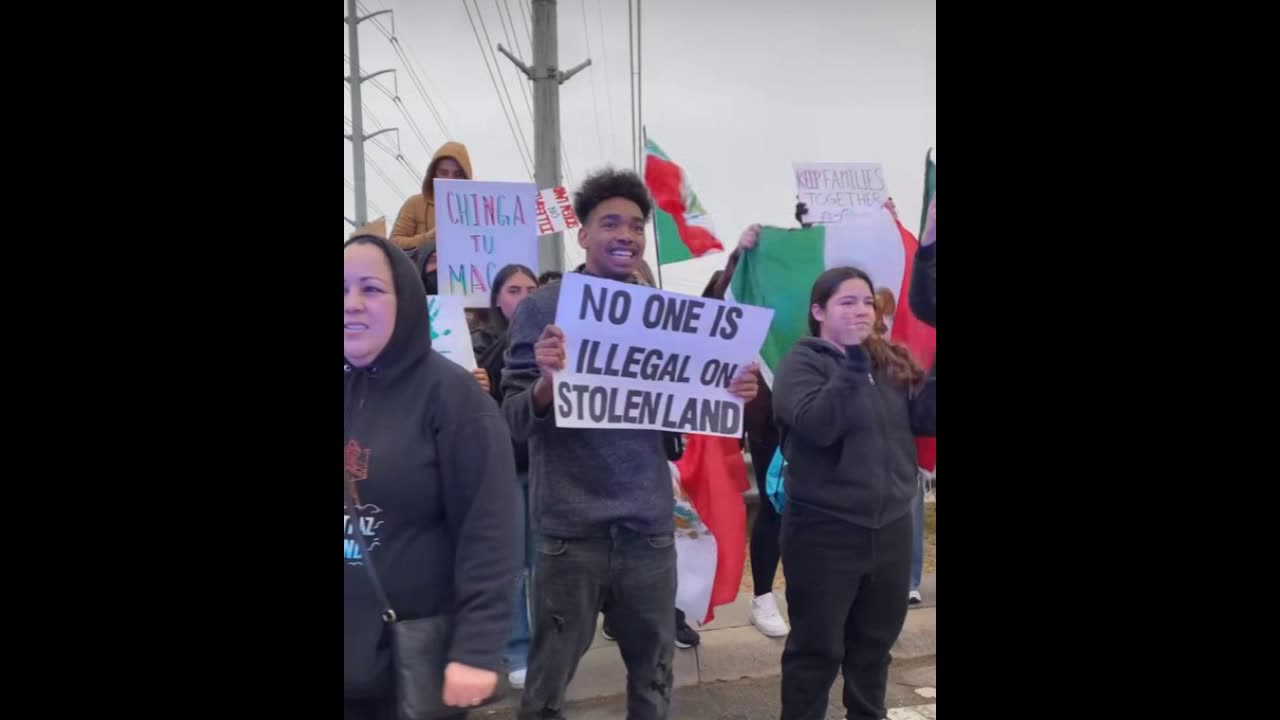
{"left": 344, "top": 0, "right": 935, "bottom": 295}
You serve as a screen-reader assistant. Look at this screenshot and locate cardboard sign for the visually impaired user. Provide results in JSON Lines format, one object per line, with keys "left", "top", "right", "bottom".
{"left": 427, "top": 294, "right": 477, "bottom": 371}
{"left": 535, "top": 186, "right": 582, "bottom": 236}
{"left": 794, "top": 162, "right": 889, "bottom": 225}
{"left": 435, "top": 179, "right": 539, "bottom": 307}
{"left": 552, "top": 274, "right": 773, "bottom": 438}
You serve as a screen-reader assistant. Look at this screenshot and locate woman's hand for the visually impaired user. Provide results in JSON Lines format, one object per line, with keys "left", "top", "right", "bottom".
{"left": 442, "top": 662, "right": 497, "bottom": 708}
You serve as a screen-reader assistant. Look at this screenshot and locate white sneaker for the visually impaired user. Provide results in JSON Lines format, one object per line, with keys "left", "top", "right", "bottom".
{"left": 508, "top": 668, "right": 526, "bottom": 689}
{"left": 908, "top": 590, "right": 923, "bottom": 605}
{"left": 750, "top": 593, "right": 790, "bottom": 637}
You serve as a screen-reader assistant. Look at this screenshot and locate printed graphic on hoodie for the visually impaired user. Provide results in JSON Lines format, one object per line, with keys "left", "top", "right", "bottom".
{"left": 344, "top": 503, "right": 384, "bottom": 566}
{"left": 344, "top": 438, "right": 383, "bottom": 565}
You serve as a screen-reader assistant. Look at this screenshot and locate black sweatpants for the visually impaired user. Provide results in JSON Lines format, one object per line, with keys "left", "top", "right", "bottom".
{"left": 779, "top": 503, "right": 912, "bottom": 720}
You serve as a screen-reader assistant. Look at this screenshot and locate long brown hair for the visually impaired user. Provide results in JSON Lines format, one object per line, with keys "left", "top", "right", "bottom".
{"left": 809, "top": 267, "right": 925, "bottom": 391}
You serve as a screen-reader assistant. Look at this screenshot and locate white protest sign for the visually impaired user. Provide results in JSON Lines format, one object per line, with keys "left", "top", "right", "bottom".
{"left": 434, "top": 179, "right": 539, "bottom": 307}
{"left": 794, "top": 162, "right": 889, "bottom": 225}
{"left": 427, "top": 294, "right": 477, "bottom": 371}
{"left": 552, "top": 274, "right": 774, "bottom": 438}
{"left": 535, "top": 186, "right": 582, "bottom": 237}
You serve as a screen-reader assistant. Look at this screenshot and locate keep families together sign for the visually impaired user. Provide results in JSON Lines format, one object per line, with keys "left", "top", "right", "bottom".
{"left": 552, "top": 274, "right": 773, "bottom": 438}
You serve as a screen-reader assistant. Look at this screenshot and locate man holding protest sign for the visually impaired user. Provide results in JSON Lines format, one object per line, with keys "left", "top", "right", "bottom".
{"left": 503, "top": 169, "right": 760, "bottom": 720}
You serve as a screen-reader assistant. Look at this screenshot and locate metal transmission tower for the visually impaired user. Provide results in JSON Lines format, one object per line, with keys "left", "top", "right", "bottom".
{"left": 344, "top": 0, "right": 398, "bottom": 226}
{"left": 497, "top": 0, "right": 590, "bottom": 274}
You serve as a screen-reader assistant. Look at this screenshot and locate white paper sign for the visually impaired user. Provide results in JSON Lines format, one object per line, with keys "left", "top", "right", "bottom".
{"left": 794, "top": 162, "right": 889, "bottom": 225}
{"left": 434, "top": 179, "right": 539, "bottom": 307}
{"left": 552, "top": 274, "right": 773, "bottom": 438}
{"left": 535, "top": 186, "right": 582, "bottom": 237}
{"left": 427, "top": 294, "right": 477, "bottom": 371}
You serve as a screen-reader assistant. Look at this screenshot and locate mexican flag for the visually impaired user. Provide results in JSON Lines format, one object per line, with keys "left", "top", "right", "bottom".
{"left": 644, "top": 137, "right": 724, "bottom": 265}
{"left": 919, "top": 148, "right": 936, "bottom": 239}
{"left": 726, "top": 209, "right": 907, "bottom": 386}
{"left": 906, "top": 148, "right": 937, "bottom": 472}
{"left": 889, "top": 217, "right": 937, "bottom": 472}
{"left": 674, "top": 434, "right": 748, "bottom": 625}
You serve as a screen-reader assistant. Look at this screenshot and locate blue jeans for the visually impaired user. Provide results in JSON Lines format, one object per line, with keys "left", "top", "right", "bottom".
{"left": 504, "top": 475, "right": 534, "bottom": 672}
{"left": 910, "top": 473, "right": 925, "bottom": 592}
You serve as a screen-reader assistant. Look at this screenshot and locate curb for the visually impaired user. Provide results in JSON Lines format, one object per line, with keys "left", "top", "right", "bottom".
{"left": 487, "top": 577, "right": 935, "bottom": 709}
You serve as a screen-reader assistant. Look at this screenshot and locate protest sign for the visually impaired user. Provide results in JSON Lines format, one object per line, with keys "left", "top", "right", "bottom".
{"left": 793, "top": 162, "right": 888, "bottom": 225}
{"left": 552, "top": 274, "right": 773, "bottom": 438}
{"left": 435, "top": 179, "right": 539, "bottom": 307}
{"left": 427, "top": 294, "right": 477, "bottom": 371}
{"left": 535, "top": 186, "right": 582, "bottom": 236}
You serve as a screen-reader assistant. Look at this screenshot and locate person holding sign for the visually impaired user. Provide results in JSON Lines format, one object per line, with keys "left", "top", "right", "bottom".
{"left": 391, "top": 141, "right": 473, "bottom": 251}
{"left": 344, "top": 234, "right": 518, "bottom": 720}
{"left": 470, "top": 263, "right": 539, "bottom": 689}
{"left": 503, "top": 169, "right": 758, "bottom": 720}
{"left": 771, "top": 267, "right": 936, "bottom": 720}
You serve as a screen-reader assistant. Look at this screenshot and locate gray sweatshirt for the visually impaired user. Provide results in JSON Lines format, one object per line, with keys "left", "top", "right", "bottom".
{"left": 501, "top": 276, "right": 674, "bottom": 539}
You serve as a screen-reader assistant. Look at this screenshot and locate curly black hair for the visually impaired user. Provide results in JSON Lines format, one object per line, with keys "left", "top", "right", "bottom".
{"left": 573, "top": 167, "right": 652, "bottom": 224}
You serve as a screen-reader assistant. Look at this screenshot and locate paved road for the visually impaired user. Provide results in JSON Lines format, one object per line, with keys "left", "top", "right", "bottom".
{"left": 478, "top": 655, "right": 936, "bottom": 719}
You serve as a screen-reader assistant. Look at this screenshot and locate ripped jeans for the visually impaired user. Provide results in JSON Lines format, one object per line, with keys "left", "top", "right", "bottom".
{"left": 517, "top": 526, "right": 677, "bottom": 720}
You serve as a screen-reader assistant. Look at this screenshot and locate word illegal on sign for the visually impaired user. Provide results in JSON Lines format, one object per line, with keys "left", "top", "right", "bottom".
{"left": 535, "top": 186, "right": 581, "bottom": 236}
{"left": 434, "top": 179, "right": 539, "bottom": 307}
{"left": 553, "top": 274, "right": 772, "bottom": 438}
{"left": 794, "top": 162, "right": 888, "bottom": 225}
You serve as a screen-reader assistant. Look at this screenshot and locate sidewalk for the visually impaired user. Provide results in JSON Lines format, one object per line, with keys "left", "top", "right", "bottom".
{"left": 487, "top": 573, "right": 936, "bottom": 710}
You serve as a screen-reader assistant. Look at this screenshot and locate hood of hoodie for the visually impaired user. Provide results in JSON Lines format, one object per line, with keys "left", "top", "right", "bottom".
{"left": 344, "top": 234, "right": 431, "bottom": 378}
{"left": 423, "top": 142, "right": 474, "bottom": 200}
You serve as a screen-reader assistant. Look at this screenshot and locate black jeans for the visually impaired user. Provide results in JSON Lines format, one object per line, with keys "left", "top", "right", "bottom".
{"left": 780, "top": 504, "right": 912, "bottom": 720}
{"left": 518, "top": 526, "right": 677, "bottom": 720}
{"left": 748, "top": 436, "right": 782, "bottom": 597}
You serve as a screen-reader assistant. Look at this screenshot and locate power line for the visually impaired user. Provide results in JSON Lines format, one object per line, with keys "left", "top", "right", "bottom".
{"left": 346, "top": 116, "right": 413, "bottom": 198}
{"left": 346, "top": 52, "right": 436, "bottom": 157}
{"left": 474, "top": 0, "right": 535, "bottom": 169}
{"left": 518, "top": 0, "right": 531, "bottom": 41}
{"left": 505, "top": 0, "right": 529, "bottom": 62}
{"left": 463, "top": 0, "right": 535, "bottom": 178}
{"left": 580, "top": 0, "right": 605, "bottom": 162}
{"left": 345, "top": 178, "right": 387, "bottom": 219}
{"left": 596, "top": 0, "right": 618, "bottom": 162}
{"left": 357, "top": 1, "right": 454, "bottom": 141}
{"left": 343, "top": 79, "right": 421, "bottom": 181}
{"left": 629, "top": 0, "right": 637, "bottom": 172}
{"left": 496, "top": 0, "right": 534, "bottom": 120}
{"left": 345, "top": 114, "right": 419, "bottom": 184}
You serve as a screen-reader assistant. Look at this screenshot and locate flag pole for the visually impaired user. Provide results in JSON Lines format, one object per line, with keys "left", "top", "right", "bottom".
{"left": 643, "top": 125, "right": 665, "bottom": 290}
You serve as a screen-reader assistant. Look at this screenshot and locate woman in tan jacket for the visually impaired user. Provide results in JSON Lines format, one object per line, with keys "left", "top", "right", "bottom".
{"left": 391, "top": 141, "right": 474, "bottom": 251}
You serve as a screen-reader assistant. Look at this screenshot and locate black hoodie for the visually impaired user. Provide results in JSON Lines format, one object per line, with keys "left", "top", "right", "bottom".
{"left": 343, "top": 235, "right": 517, "bottom": 699}
{"left": 772, "top": 338, "right": 936, "bottom": 529}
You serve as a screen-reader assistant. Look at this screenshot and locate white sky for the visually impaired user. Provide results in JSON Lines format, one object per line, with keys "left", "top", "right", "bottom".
{"left": 345, "top": 0, "right": 935, "bottom": 296}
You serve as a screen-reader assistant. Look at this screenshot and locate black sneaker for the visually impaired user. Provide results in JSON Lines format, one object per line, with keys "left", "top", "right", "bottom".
{"left": 602, "top": 620, "right": 615, "bottom": 641}
{"left": 675, "top": 619, "right": 700, "bottom": 649}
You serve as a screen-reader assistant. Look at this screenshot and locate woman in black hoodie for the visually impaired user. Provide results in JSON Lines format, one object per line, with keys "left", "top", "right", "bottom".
{"left": 468, "top": 263, "right": 538, "bottom": 689}
{"left": 344, "top": 234, "right": 518, "bottom": 720}
{"left": 772, "top": 267, "right": 936, "bottom": 720}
